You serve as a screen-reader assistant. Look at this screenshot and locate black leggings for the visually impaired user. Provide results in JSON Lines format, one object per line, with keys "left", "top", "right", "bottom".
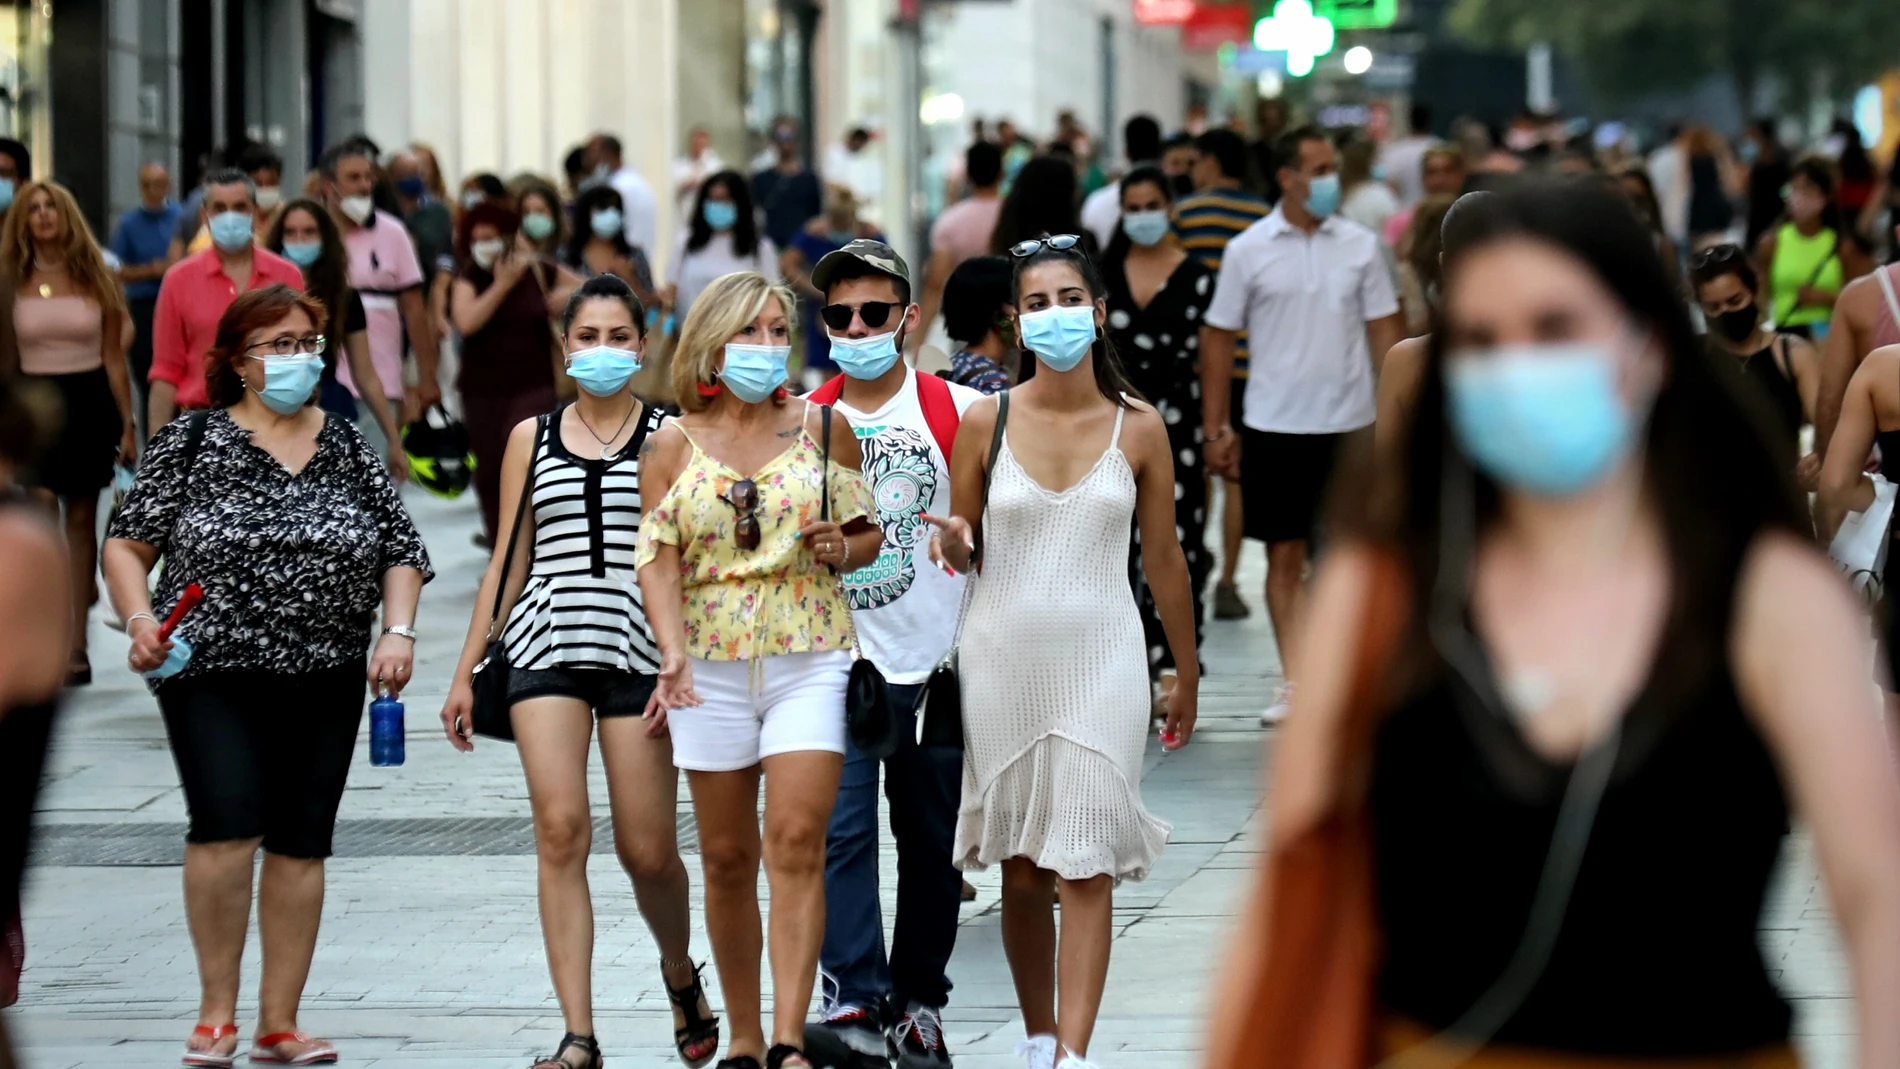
{"left": 156, "top": 663, "right": 366, "bottom": 859}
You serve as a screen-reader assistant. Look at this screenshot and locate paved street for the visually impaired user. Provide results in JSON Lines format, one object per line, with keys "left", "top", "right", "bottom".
{"left": 7, "top": 487, "right": 1860, "bottom": 1068}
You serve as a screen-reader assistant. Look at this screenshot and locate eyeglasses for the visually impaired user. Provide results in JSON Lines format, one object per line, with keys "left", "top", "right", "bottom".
{"left": 244, "top": 334, "right": 327, "bottom": 358}
{"left": 723, "top": 478, "right": 761, "bottom": 552}
{"left": 819, "top": 300, "right": 900, "bottom": 331}
{"left": 1008, "top": 234, "right": 1083, "bottom": 259}
{"left": 1687, "top": 244, "right": 1745, "bottom": 273}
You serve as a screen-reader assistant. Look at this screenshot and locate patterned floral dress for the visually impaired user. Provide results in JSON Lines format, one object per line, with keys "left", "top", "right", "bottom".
{"left": 1105, "top": 253, "right": 1213, "bottom": 677}
{"left": 634, "top": 410, "right": 877, "bottom": 662}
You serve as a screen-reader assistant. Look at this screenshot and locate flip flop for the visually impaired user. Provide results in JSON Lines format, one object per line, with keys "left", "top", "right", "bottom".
{"left": 181, "top": 1022, "right": 239, "bottom": 1067}
{"left": 248, "top": 1032, "right": 338, "bottom": 1065}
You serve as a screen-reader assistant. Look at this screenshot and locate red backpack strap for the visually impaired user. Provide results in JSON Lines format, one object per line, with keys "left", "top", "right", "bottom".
{"left": 916, "top": 372, "right": 961, "bottom": 464}
{"left": 808, "top": 375, "right": 846, "bottom": 406}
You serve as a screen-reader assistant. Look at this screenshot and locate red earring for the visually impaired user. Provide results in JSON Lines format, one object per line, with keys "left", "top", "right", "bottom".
{"left": 696, "top": 381, "right": 722, "bottom": 398}
{"left": 772, "top": 385, "right": 789, "bottom": 401}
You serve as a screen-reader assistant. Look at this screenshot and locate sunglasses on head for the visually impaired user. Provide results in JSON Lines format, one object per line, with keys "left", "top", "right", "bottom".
{"left": 1009, "top": 234, "right": 1083, "bottom": 259}
{"left": 723, "top": 478, "right": 761, "bottom": 552}
{"left": 1688, "top": 243, "right": 1746, "bottom": 272}
{"left": 818, "top": 301, "right": 900, "bottom": 331}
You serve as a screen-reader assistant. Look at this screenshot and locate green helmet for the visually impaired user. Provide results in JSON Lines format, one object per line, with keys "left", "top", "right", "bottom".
{"left": 401, "top": 404, "right": 474, "bottom": 499}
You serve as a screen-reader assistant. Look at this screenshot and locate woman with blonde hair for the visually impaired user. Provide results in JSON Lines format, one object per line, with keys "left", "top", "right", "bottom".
{"left": 637, "top": 270, "right": 882, "bottom": 1069}
{"left": 1, "top": 179, "right": 132, "bottom": 685}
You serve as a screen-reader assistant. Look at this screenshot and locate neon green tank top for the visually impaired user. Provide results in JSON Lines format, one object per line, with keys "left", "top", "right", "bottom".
{"left": 1770, "top": 223, "right": 1843, "bottom": 328}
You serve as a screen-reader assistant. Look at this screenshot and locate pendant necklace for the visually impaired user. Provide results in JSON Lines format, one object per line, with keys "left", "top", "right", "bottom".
{"left": 579, "top": 401, "right": 639, "bottom": 462}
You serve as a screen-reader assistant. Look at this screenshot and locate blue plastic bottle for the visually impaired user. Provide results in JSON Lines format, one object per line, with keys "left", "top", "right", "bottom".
{"left": 369, "top": 690, "right": 405, "bottom": 767}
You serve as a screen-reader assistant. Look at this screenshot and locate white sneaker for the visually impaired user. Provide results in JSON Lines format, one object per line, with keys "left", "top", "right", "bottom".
{"left": 1055, "top": 1046, "right": 1100, "bottom": 1069}
{"left": 1016, "top": 1034, "right": 1058, "bottom": 1069}
{"left": 1259, "top": 682, "right": 1294, "bottom": 727}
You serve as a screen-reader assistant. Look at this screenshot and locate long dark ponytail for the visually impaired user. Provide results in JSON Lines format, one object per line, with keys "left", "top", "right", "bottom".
{"left": 1009, "top": 235, "right": 1142, "bottom": 407}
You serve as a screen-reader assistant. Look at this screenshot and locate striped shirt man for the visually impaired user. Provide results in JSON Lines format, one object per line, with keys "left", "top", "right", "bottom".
{"left": 1173, "top": 187, "right": 1271, "bottom": 379}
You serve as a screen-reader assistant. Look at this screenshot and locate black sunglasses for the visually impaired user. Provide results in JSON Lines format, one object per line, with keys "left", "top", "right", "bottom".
{"left": 1009, "top": 234, "right": 1083, "bottom": 259}
{"left": 819, "top": 301, "right": 899, "bottom": 331}
{"left": 723, "top": 478, "right": 761, "bottom": 552}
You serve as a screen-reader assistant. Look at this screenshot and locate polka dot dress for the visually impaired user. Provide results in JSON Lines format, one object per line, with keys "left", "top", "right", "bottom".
{"left": 1107, "top": 255, "right": 1215, "bottom": 676}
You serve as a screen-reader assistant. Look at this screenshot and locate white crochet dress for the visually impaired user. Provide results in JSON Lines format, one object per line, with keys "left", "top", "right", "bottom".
{"left": 953, "top": 404, "right": 1171, "bottom": 882}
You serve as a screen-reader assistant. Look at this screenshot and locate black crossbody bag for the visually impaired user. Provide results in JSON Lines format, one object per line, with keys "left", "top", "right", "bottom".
{"left": 467, "top": 406, "right": 664, "bottom": 740}
{"left": 916, "top": 390, "right": 1008, "bottom": 750}
{"left": 822, "top": 404, "right": 899, "bottom": 759}
{"left": 467, "top": 414, "right": 547, "bottom": 742}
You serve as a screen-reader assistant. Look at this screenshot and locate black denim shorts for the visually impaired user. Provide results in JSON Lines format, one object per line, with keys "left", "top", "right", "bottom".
{"left": 506, "top": 665, "right": 657, "bottom": 718}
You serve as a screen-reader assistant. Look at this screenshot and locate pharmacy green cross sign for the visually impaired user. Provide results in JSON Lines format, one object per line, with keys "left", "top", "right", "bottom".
{"left": 1252, "top": 0, "right": 1335, "bottom": 77}
{"left": 1317, "top": 0, "right": 1398, "bottom": 29}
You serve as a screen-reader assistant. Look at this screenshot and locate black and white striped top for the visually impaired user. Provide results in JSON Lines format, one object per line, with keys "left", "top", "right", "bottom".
{"left": 501, "top": 402, "right": 669, "bottom": 673}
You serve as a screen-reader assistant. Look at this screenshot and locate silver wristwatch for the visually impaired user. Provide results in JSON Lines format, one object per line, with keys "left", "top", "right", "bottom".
{"left": 382, "top": 624, "right": 418, "bottom": 640}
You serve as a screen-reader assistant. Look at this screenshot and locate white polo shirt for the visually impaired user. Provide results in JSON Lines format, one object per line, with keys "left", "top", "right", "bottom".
{"left": 1205, "top": 206, "right": 1400, "bottom": 435}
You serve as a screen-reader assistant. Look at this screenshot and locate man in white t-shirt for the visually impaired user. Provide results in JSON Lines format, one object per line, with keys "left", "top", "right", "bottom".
{"left": 803, "top": 239, "right": 976, "bottom": 1069}
{"left": 1079, "top": 114, "right": 1165, "bottom": 248}
{"left": 589, "top": 132, "right": 658, "bottom": 254}
{"left": 1379, "top": 103, "right": 1436, "bottom": 209}
{"left": 1200, "top": 126, "right": 1405, "bottom": 727}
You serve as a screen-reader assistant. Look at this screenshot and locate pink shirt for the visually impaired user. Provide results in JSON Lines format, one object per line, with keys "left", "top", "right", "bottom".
{"left": 341, "top": 209, "right": 424, "bottom": 401}
{"left": 150, "top": 247, "right": 305, "bottom": 409}
{"left": 15, "top": 295, "right": 104, "bottom": 375}
{"left": 929, "top": 195, "right": 1002, "bottom": 265}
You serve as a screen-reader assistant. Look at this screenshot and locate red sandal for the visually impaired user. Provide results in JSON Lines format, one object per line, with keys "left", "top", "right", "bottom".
{"left": 181, "top": 1022, "right": 240, "bottom": 1067}
{"left": 248, "top": 1032, "right": 338, "bottom": 1065}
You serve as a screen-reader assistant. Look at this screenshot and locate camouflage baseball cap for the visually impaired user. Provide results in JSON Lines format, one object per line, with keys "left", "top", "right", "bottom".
{"left": 811, "top": 238, "right": 911, "bottom": 294}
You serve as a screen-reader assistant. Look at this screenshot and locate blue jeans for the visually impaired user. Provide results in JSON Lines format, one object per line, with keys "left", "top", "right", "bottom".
{"left": 819, "top": 683, "right": 963, "bottom": 1013}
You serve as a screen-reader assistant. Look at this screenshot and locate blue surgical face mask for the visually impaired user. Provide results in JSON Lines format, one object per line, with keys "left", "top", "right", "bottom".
{"left": 1444, "top": 343, "right": 1640, "bottom": 497}
{"left": 1122, "top": 209, "right": 1171, "bottom": 247}
{"left": 462, "top": 189, "right": 485, "bottom": 210}
{"left": 703, "top": 200, "right": 739, "bottom": 231}
{"left": 282, "top": 240, "right": 323, "bottom": 267}
{"left": 1305, "top": 173, "right": 1342, "bottom": 219}
{"left": 565, "top": 344, "right": 642, "bottom": 396}
{"left": 828, "top": 330, "right": 903, "bottom": 380}
{"left": 0, "top": 179, "right": 15, "bottom": 212}
{"left": 521, "top": 212, "right": 556, "bottom": 241}
{"left": 251, "top": 355, "right": 324, "bottom": 415}
{"left": 1017, "top": 305, "right": 1098, "bottom": 373}
{"left": 721, "top": 343, "right": 790, "bottom": 402}
{"left": 208, "top": 210, "right": 254, "bottom": 252}
{"left": 590, "top": 207, "right": 623, "bottom": 239}
{"left": 396, "top": 176, "right": 426, "bottom": 198}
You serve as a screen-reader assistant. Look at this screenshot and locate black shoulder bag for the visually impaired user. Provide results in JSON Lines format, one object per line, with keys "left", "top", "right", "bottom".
{"left": 823, "top": 404, "right": 898, "bottom": 760}
{"left": 916, "top": 390, "right": 1009, "bottom": 751}
{"left": 468, "top": 413, "right": 547, "bottom": 742}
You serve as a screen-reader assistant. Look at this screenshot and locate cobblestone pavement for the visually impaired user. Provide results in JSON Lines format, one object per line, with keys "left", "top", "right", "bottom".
{"left": 7, "top": 489, "right": 1857, "bottom": 1068}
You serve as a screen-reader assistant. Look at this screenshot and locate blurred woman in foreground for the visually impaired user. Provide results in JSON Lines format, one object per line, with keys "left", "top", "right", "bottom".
{"left": 1212, "top": 179, "right": 1900, "bottom": 1067}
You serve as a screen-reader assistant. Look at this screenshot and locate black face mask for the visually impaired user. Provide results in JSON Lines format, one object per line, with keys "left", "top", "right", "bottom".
{"left": 1170, "top": 173, "right": 1196, "bottom": 199}
{"left": 1713, "top": 304, "right": 1759, "bottom": 343}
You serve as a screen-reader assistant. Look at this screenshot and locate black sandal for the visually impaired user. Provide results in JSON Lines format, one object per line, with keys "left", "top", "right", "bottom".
{"left": 716, "top": 1058, "right": 761, "bottom": 1069}
{"left": 766, "top": 1043, "right": 812, "bottom": 1069}
{"left": 530, "top": 1032, "right": 602, "bottom": 1069}
{"left": 664, "top": 960, "right": 721, "bottom": 1068}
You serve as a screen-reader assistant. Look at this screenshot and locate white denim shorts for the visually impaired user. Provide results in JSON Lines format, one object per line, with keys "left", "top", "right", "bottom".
{"left": 667, "top": 650, "right": 851, "bottom": 772}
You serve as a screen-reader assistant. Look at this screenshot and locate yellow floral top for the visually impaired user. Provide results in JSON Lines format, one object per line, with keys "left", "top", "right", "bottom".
{"left": 635, "top": 419, "right": 876, "bottom": 661}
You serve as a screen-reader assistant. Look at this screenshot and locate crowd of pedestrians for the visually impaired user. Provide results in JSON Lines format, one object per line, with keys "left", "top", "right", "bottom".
{"left": 2, "top": 88, "right": 1900, "bottom": 1069}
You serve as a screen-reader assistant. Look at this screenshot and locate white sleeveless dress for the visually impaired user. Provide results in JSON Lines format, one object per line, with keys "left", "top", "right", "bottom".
{"left": 953, "top": 403, "right": 1171, "bottom": 882}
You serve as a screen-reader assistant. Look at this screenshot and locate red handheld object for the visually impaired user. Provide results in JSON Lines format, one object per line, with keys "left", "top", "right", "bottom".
{"left": 159, "top": 583, "right": 204, "bottom": 640}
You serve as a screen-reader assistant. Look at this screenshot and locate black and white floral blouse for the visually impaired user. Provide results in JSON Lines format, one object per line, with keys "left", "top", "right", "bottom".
{"left": 107, "top": 409, "right": 433, "bottom": 681}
